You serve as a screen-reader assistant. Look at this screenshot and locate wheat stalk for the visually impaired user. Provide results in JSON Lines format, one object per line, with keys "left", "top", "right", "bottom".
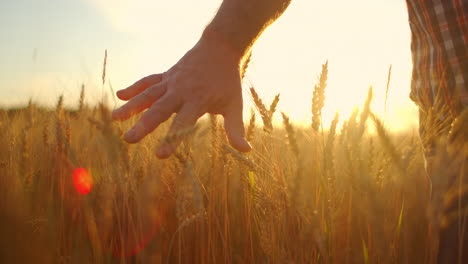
{"left": 250, "top": 86, "right": 273, "bottom": 132}
{"left": 246, "top": 109, "right": 256, "bottom": 143}
{"left": 371, "top": 112, "right": 404, "bottom": 175}
{"left": 241, "top": 51, "right": 252, "bottom": 80}
{"left": 268, "top": 94, "right": 280, "bottom": 118}
{"left": 384, "top": 64, "right": 392, "bottom": 120}
{"left": 222, "top": 144, "right": 257, "bottom": 170}
{"left": 357, "top": 86, "right": 373, "bottom": 139}
{"left": 281, "top": 112, "right": 299, "bottom": 158}
{"left": 78, "top": 84, "right": 85, "bottom": 114}
{"left": 324, "top": 112, "right": 339, "bottom": 179}
{"left": 102, "top": 49, "right": 107, "bottom": 86}
{"left": 312, "top": 61, "right": 328, "bottom": 131}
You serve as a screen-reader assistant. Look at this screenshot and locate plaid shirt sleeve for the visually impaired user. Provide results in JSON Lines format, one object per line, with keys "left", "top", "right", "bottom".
{"left": 406, "top": 0, "right": 468, "bottom": 115}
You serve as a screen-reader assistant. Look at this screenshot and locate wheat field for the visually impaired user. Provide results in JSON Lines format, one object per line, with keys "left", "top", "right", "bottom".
{"left": 0, "top": 63, "right": 466, "bottom": 264}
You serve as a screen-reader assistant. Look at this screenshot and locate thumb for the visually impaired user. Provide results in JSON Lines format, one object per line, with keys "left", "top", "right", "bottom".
{"left": 223, "top": 103, "right": 252, "bottom": 152}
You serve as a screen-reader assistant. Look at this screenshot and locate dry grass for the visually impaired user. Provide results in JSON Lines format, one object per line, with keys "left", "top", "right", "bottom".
{"left": 0, "top": 63, "right": 466, "bottom": 264}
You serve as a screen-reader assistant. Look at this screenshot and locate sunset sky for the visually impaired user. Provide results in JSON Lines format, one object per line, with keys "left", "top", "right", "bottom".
{"left": 0, "top": 0, "right": 418, "bottom": 131}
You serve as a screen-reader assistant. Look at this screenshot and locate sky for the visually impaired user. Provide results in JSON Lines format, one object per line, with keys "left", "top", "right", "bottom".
{"left": 0, "top": 0, "right": 419, "bottom": 131}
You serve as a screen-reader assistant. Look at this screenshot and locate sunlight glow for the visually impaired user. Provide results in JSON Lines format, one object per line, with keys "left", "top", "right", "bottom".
{"left": 0, "top": 0, "right": 418, "bottom": 131}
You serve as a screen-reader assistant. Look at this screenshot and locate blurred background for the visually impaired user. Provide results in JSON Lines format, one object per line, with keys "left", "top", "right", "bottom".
{"left": 0, "top": 0, "right": 418, "bottom": 131}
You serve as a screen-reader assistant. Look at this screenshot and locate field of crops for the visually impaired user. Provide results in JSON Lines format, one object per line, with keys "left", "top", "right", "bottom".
{"left": 0, "top": 64, "right": 466, "bottom": 263}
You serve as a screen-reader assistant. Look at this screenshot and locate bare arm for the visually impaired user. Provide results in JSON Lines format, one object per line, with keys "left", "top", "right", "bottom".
{"left": 206, "top": 0, "right": 292, "bottom": 58}
{"left": 112, "top": 0, "right": 291, "bottom": 159}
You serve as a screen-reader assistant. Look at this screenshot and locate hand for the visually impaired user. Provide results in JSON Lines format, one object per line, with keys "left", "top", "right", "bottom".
{"left": 112, "top": 33, "right": 252, "bottom": 159}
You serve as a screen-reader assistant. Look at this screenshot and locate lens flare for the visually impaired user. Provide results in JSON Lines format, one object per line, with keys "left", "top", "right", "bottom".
{"left": 72, "top": 168, "right": 93, "bottom": 194}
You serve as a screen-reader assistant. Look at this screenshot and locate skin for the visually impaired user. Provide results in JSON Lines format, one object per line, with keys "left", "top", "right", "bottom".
{"left": 112, "top": 0, "right": 292, "bottom": 159}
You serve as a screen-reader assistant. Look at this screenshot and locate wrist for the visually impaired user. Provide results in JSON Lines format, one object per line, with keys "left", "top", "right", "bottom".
{"left": 201, "top": 27, "right": 246, "bottom": 63}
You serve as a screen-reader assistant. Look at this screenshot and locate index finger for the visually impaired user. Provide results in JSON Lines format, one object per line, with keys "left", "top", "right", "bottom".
{"left": 117, "top": 73, "right": 163, "bottom": 101}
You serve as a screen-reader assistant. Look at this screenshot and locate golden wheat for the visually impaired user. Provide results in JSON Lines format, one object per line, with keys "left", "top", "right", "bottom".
{"left": 1, "top": 63, "right": 465, "bottom": 264}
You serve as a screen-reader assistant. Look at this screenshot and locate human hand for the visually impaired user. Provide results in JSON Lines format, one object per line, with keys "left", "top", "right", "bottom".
{"left": 112, "top": 31, "right": 252, "bottom": 159}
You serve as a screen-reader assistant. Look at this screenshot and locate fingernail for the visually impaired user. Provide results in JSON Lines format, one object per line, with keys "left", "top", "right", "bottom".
{"left": 156, "top": 146, "right": 169, "bottom": 159}
{"left": 124, "top": 128, "right": 137, "bottom": 142}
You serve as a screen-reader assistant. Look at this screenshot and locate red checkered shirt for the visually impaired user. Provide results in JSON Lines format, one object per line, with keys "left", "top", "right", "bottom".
{"left": 406, "top": 0, "right": 467, "bottom": 115}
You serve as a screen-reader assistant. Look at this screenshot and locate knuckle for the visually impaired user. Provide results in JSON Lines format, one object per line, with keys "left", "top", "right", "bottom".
{"left": 152, "top": 104, "right": 173, "bottom": 119}
{"left": 119, "top": 104, "right": 131, "bottom": 115}
{"left": 172, "top": 117, "right": 186, "bottom": 129}
{"left": 141, "top": 88, "right": 157, "bottom": 99}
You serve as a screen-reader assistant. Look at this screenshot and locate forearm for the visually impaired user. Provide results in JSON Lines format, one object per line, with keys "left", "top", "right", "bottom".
{"left": 203, "top": 0, "right": 292, "bottom": 60}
